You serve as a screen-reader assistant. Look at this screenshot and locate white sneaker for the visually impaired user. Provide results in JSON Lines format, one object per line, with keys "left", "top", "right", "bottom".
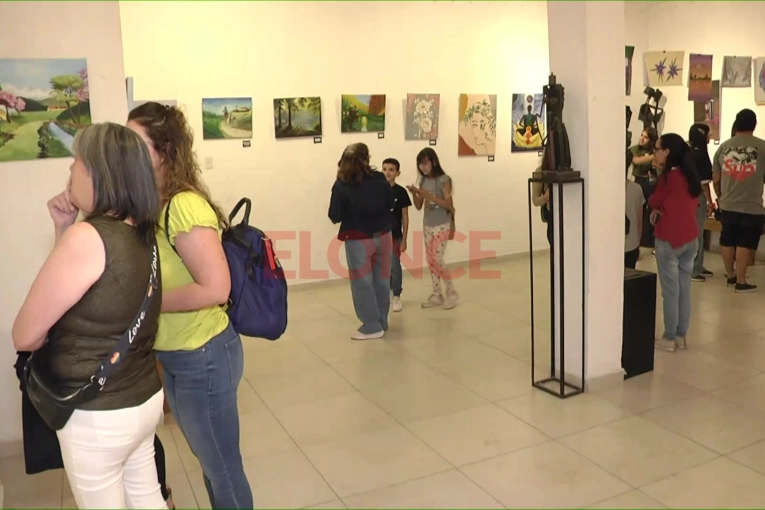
{"left": 675, "top": 337, "right": 687, "bottom": 350}
{"left": 351, "top": 330, "right": 385, "bottom": 341}
{"left": 443, "top": 292, "right": 459, "bottom": 310}
{"left": 421, "top": 294, "right": 444, "bottom": 308}
{"left": 392, "top": 296, "right": 402, "bottom": 312}
{"left": 655, "top": 338, "right": 677, "bottom": 352}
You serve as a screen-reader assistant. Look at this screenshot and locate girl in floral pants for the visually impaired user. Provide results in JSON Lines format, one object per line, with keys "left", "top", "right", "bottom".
{"left": 407, "top": 148, "right": 458, "bottom": 309}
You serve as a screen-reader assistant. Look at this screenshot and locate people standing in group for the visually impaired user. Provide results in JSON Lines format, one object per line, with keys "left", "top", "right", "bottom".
{"left": 407, "top": 148, "right": 458, "bottom": 309}
{"left": 13, "top": 123, "right": 168, "bottom": 509}
{"left": 625, "top": 148, "right": 645, "bottom": 269}
{"left": 631, "top": 128, "right": 659, "bottom": 251}
{"left": 382, "top": 158, "right": 412, "bottom": 313}
{"left": 688, "top": 123, "right": 715, "bottom": 282}
{"left": 713, "top": 109, "right": 765, "bottom": 293}
{"left": 127, "top": 103, "right": 253, "bottom": 509}
{"left": 328, "top": 143, "right": 394, "bottom": 339}
{"left": 649, "top": 133, "right": 702, "bottom": 353}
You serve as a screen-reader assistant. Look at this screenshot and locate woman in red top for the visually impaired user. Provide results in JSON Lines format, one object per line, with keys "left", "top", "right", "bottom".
{"left": 648, "top": 133, "right": 703, "bottom": 352}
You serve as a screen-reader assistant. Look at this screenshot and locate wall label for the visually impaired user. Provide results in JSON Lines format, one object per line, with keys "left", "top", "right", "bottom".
{"left": 378, "top": 132, "right": 385, "bottom": 139}
{"left": 429, "top": 139, "right": 437, "bottom": 146}
{"left": 242, "top": 140, "right": 251, "bottom": 148}
{"left": 314, "top": 136, "right": 322, "bottom": 144}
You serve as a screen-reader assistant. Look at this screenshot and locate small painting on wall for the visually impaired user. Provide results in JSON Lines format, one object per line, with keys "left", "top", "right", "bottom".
{"left": 625, "top": 46, "right": 635, "bottom": 96}
{"left": 688, "top": 54, "right": 713, "bottom": 102}
{"left": 202, "top": 97, "right": 252, "bottom": 140}
{"left": 721, "top": 56, "right": 752, "bottom": 88}
{"left": 0, "top": 58, "right": 90, "bottom": 163}
{"left": 458, "top": 94, "right": 497, "bottom": 156}
{"left": 644, "top": 51, "right": 685, "bottom": 87}
{"left": 273, "top": 97, "right": 322, "bottom": 139}
{"left": 511, "top": 93, "right": 545, "bottom": 153}
{"left": 693, "top": 80, "right": 721, "bottom": 142}
{"left": 755, "top": 58, "right": 765, "bottom": 106}
{"left": 341, "top": 94, "right": 386, "bottom": 133}
{"left": 405, "top": 93, "right": 439, "bottom": 140}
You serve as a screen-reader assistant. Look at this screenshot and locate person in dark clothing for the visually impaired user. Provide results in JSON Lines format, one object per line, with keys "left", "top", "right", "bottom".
{"left": 689, "top": 123, "right": 714, "bottom": 281}
{"left": 328, "top": 143, "right": 394, "bottom": 340}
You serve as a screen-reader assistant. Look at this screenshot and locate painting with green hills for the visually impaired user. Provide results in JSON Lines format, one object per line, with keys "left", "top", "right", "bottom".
{"left": 0, "top": 58, "right": 91, "bottom": 163}
{"left": 341, "top": 94, "right": 386, "bottom": 133}
{"left": 202, "top": 97, "right": 253, "bottom": 140}
{"left": 273, "top": 97, "right": 322, "bottom": 138}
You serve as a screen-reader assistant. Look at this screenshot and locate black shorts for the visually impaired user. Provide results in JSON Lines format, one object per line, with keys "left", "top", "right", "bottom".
{"left": 719, "top": 210, "right": 765, "bottom": 250}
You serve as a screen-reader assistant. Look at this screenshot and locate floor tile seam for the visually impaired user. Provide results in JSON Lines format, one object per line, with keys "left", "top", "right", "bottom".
{"left": 334, "top": 465, "right": 505, "bottom": 509}
{"left": 635, "top": 398, "right": 763, "bottom": 456}
{"left": 724, "top": 449, "right": 765, "bottom": 478}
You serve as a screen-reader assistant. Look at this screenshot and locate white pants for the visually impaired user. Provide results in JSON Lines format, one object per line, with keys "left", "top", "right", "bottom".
{"left": 57, "top": 390, "right": 168, "bottom": 510}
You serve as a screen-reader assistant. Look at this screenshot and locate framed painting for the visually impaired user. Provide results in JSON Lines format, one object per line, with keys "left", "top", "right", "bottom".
{"left": 273, "top": 97, "right": 322, "bottom": 138}
{"left": 405, "top": 93, "right": 439, "bottom": 140}
{"left": 755, "top": 57, "right": 765, "bottom": 106}
{"left": 644, "top": 51, "right": 685, "bottom": 87}
{"left": 457, "top": 94, "right": 497, "bottom": 156}
{"left": 693, "top": 80, "right": 720, "bottom": 142}
{"left": 201, "top": 97, "right": 252, "bottom": 140}
{"left": 688, "top": 54, "right": 713, "bottom": 102}
{"left": 0, "top": 58, "right": 90, "bottom": 162}
{"left": 511, "top": 93, "right": 545, "bottom": 153}
{"left": 721, "top": 56, "right": 752, "bottom": 88}
{"left": 341, "top": 94, "right": 386, "bottom": 133}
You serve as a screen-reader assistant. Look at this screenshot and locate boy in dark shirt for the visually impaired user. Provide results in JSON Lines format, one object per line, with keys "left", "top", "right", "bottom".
{"left": 382, "top": 158, "right": 412, "bottom": 312}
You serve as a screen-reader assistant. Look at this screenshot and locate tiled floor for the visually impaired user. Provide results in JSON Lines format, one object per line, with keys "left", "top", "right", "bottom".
{"left": 5, "top": 250, "right": 765, "bottom": 509}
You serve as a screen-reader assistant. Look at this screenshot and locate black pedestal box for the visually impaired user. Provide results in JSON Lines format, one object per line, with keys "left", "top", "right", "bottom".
{"left": 622, "top": 268, "right": 657, "bottom": 379}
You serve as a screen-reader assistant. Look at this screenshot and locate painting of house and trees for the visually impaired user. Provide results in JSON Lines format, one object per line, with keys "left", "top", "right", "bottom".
{"left": 341, "top": 94, "right": 386, "bottom": 133}
{"left": 202, "top": 97, "right": 253, "bottom": 140}
{"left": 273, "top": 97, "right": 322, "bottom": 138}
{"left": 0, "top": 58, "right": 91, "bottom": 163}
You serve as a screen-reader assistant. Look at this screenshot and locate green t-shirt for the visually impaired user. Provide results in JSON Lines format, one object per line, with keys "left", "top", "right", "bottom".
{"left": 156, "top": 191, "right": 229, "bottom": 351}
{"left": 630, "top": 145, "right": 653, "bottom": 178}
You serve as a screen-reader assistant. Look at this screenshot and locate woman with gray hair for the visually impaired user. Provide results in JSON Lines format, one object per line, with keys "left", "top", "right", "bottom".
{"left": 12, "top": 122, "right": 167, "bottom": 509}
{"left": 328, "top": 143, "right": 394, "bottom": 339}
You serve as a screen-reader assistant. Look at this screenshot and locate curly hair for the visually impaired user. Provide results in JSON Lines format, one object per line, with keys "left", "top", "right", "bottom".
{"left": 337, "top": 143, "right": 373, "bottom": 183}
{"left": 127, "top": 102, "right": 228, "bottom": 228}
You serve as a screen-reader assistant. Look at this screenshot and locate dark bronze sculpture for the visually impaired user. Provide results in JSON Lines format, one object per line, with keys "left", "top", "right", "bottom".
{"left": 536, "top": 73, "right": 579, "bottom": 181}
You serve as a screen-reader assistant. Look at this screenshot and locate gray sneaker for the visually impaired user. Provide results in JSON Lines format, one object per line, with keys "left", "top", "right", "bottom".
{"left": 655, "top": 338, "right": 677, "bottom": 352}
{"left": 421, "top": 294, "right": 444, "bottom": 308}
{"left": 443, "top": 292, "right": 459, "bottom": 310}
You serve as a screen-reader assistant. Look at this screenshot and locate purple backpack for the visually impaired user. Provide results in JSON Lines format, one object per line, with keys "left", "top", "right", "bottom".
{"left": 164, "top": 197, "right": 288, "bottom": 340}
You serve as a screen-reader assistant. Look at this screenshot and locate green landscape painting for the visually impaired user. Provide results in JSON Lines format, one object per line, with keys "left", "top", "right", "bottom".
{"left": 0, "top": 58, "right": 91, "bottom": 163}
{"left": 273, "top": 97, "right": 322, "bottom": 139}
{"left": 341, "top": 94, "right": 386, "bottom": 133}
{"left": 202, "top": 97, "right": 252, "bottom": 140}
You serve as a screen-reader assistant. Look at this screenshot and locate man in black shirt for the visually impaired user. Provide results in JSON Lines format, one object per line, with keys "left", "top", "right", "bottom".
{"left": 382, "top": 158, "right": 412, "bottom": 312}
{"left": 689, "top": 123, "right": 714, "bottom": 282}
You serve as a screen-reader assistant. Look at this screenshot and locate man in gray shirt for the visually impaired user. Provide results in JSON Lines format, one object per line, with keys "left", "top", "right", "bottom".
{"left": 712, "top": 109, "right": 765, "bottom": 293}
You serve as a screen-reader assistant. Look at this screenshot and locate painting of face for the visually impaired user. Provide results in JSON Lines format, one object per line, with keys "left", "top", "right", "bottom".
{"left": 457, "top": 94, "right": 497, "bottom": 156}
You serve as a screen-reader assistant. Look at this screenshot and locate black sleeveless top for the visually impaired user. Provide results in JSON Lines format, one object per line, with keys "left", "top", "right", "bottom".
{"left": 35, "top": 216, "right": 162, "bottom": 411}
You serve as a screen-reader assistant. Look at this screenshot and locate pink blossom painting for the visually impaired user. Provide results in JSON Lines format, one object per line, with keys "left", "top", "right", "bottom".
{"left": 0, "top": 58, "right": 90, "bottom": 162}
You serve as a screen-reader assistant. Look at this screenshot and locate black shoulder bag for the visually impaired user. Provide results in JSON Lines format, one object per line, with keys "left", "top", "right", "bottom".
{"left": 23, "top": 242, "right": 159, "bottom": 431}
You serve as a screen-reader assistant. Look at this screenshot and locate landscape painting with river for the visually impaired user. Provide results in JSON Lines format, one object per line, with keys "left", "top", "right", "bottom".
{"left": 0, "top": 58, "right": 91, "bottom": 163}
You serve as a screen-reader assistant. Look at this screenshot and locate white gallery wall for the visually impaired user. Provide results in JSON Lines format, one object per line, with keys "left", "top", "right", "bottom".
{"left": 0, "top": 2, "right": 128, "bottom": 448}
{"left": 118, "top": 1, "right": 552, "bottom": 285}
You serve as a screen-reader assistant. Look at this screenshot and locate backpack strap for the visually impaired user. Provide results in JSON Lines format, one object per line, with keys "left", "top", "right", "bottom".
{"left": 163, "top": 195, "right": 179, "bottom": 256}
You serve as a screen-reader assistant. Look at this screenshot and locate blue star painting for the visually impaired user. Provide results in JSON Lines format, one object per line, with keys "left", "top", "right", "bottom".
{"left": 645, "top": 51, "right": 685, "bottom": 87}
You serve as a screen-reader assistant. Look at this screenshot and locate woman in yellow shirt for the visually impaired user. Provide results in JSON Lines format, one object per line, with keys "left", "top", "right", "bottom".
{"left": 127, "top": 103, "right": 252, "bottom": 509}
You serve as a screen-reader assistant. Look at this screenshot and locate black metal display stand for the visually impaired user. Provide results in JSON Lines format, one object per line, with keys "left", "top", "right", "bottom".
{"left": 527, "top": 172, "right": 585, "bottom": 399}
{"left": 622, "top": 268, "right": 657, "bottom": 379}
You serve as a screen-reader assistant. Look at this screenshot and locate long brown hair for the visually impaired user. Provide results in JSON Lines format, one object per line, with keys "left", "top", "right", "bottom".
{"left": 337, "top": 143, "right": 374, "bottom": 183}
{"left": 128, "top": 102, "right": 228, "bottom": 228}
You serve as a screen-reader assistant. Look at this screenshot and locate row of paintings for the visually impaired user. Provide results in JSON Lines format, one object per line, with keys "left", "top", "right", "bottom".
{"left": 627, "top": 50, "right": 765, "bottom": 105}
{"left": 202, "top": 93, "right": 545, "bottom": 156}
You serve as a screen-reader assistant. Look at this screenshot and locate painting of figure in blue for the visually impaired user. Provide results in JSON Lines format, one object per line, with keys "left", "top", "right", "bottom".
{"left": 511, "top": 93, "right": 545, "bottom": 152}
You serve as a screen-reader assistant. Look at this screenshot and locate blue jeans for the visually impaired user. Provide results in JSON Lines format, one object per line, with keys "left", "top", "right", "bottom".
{"left": 155, "top": 324, "right": 253, "bottom": 509}
{"left": 391, "top": 238, "right": 403, "bottom": 297}
{"left": 692, "top": 194, "right": 708, "bottom": 277}
{"left": 345, "top": 233, "right": 392, "bottom": 334}
{"left": 655, "top": 238, "right": 698, "bottom": 340}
